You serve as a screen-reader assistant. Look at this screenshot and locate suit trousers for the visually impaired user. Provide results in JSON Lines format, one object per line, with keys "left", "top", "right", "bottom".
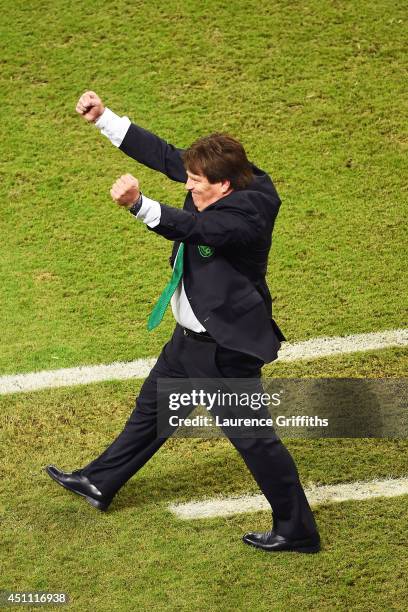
{"left": 81, "top": 324, "right": 318, "bottom": 539}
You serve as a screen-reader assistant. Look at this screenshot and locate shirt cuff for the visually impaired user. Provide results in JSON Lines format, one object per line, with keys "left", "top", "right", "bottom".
{"left": 129, "top": 195, "right": 161, "bottom": 228}
{"left": 94, "top": 107, "right": 131, "bottom": 147}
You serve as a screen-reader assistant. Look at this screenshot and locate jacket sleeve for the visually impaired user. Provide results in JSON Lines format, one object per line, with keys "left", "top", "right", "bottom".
{"left": 149, "top": 193, "right": 267, "bottom": 248}
{"left": 119, "top": 123, "right": 187, "bottom": 184}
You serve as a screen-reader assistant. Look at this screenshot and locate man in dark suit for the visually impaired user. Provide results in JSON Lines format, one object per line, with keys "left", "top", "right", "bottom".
{"left": 46, "top": 91, "right": 320, "bottom": 553}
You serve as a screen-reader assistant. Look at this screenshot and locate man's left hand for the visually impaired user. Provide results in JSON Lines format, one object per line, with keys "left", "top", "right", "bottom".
{"left": 110, "top": 174, "right": 140, "bottom": 208}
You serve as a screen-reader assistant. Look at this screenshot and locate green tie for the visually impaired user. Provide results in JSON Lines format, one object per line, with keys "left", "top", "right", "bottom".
{"left": 147, "top": 243, "right": 184, "bottom": 331}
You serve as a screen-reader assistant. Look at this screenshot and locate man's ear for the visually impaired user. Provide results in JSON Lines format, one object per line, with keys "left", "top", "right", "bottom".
{"left": 221, "top": 179, "right": 231, "bottom": 193}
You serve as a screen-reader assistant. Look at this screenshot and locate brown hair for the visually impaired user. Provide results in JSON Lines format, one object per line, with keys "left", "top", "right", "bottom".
{"left": 183, "top": 133, "right": 254, "bottom": 190}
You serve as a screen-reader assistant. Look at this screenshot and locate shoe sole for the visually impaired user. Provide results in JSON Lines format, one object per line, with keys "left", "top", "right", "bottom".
{"left": 45, "top": 467, "right": 110, "bottom": 512}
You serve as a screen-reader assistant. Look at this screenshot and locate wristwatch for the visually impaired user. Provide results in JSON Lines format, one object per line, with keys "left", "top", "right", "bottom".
{"left": 128, "top": 193, "right": 143, "bottom": 216}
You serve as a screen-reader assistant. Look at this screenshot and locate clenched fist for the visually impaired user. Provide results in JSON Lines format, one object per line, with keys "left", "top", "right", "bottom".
{"left": 76, "top": 91, "right": 105, "bottom": 123}
{"left": 110, "top": 174, "right": 141, "bottom": 208}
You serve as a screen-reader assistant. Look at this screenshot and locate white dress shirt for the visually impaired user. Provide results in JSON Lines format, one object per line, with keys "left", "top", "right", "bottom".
{"left": 95, "top": 108, "right": 206, "bottom": 333}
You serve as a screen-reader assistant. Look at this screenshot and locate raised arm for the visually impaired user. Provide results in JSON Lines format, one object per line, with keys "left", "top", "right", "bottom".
{"left": 76, "top": 91, "right": 187, "bottom": 183}
{"left": 109, "top": 173, "right": 268, "bottom": 249}
{"left": 149, "top": 196, "right": 266, "bottom": 248}
{"left": 119, "top": 123, "right": 187, "bottom": 184}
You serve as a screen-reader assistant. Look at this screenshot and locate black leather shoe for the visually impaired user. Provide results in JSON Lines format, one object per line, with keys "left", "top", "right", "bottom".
{"left": 243, "top": 529, "right": 321, "bottom": 553}
{"left": 45, "top": 465, "right": 112, "bottom": 511}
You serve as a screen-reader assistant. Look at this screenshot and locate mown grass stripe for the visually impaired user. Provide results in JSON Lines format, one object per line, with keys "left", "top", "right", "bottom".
{"left": 169, "top": 477, "right": 408, "bottom": 519}
{"left": 0, "top": 328, "right": 406, "bottom": 395}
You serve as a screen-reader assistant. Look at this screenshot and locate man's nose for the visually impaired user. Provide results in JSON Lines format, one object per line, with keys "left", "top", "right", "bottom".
{"left": 185, "top": 177, "right": 193, "bottom": 190}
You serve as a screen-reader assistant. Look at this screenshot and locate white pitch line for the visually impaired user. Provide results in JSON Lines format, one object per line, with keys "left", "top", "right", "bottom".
{"left": 0, "top": 328, "right": 406, "bottom": 395}
{"left": 169, "top": 477, "right": 408, "bottom": 519}
{"left": 0, "top": 358, "right": 158, "bottom": 396}
{"left": 279, "top": 328, "right": 408, "bottom": 361}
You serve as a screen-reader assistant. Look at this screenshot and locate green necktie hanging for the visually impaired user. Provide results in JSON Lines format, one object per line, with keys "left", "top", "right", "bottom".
{"left": 147, "top": 243, "right": 184, "bottom": 331}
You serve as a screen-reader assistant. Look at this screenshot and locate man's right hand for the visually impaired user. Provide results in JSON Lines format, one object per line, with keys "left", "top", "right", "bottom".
{"left": 76, "top": 91, "right": 105, "bottom": 123}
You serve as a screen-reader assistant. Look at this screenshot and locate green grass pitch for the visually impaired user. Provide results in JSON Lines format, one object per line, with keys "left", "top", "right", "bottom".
{"left": 0, "top": 0, "right": 407, "bottom": 610}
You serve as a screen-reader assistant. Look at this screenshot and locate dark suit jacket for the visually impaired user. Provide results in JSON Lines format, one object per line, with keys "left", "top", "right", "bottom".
{"left": 120, "top": 123, "right": 285, "bottom": 363}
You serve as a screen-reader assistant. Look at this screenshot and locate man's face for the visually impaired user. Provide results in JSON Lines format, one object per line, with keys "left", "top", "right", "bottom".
{"left": 185, "top": 170, "right": 232, "bottom": 211}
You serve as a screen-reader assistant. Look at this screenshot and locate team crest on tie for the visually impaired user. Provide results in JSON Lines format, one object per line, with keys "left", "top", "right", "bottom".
{"left": 198, "top": 245, "right": 215, "bottom": 258}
